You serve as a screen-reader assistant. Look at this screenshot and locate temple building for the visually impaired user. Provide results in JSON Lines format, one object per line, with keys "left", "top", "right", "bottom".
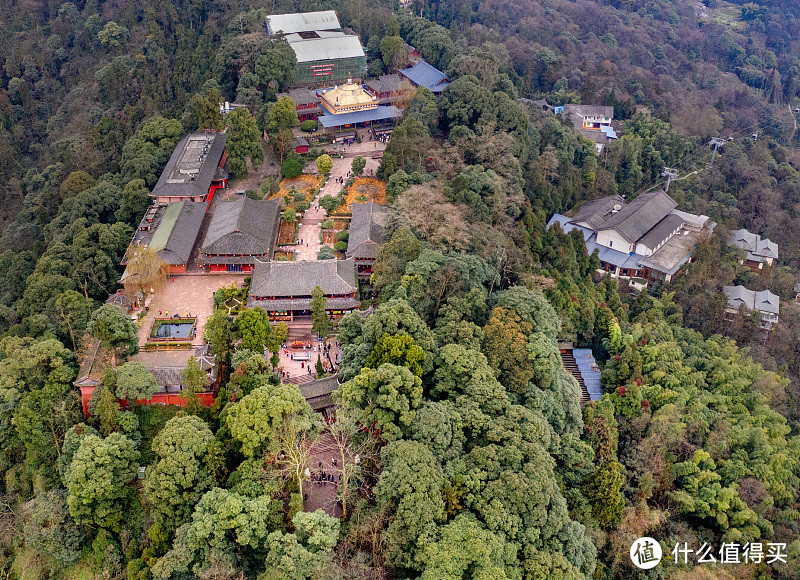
{"left": 197, "top": 197, "right": 282, "bottom": 273}
{"left": 398, "top": 60, "right": 449, "bottom": 94}
{"left": 119, "top": 200, "right": 206, "bottom": 293}
{"left": 347, "top": 201, "right": 389, "bottom": 279}
{"left": 150, "top": 132, "right": 228, "bottom": 204}
{"left": 320, "top": 81, "right": 378, "bottom": 114}
{"left": 317, "top": 81, "right": 401, "bottom": 135}
{"left": 248, "top": 258, "right": 360, "bottom": 319}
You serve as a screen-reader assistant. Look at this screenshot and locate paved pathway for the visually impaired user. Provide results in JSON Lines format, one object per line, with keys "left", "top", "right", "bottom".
{"left": 305, "top": 433, "right": 344, "bottom": 518}
{"left": 296, "top": 196, "right": 327, "bottom": 261}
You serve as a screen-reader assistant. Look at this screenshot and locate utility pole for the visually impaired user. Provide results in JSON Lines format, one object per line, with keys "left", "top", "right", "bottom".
{"left": 709, "top": 137, "right": 725, "bottom": 167}
{"left": 661, "top": 167, "right": 679, "bottom": 192}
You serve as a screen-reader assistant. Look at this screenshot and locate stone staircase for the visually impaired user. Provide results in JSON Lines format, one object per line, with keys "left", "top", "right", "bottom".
{"left": 560, "top": 349, "right": 590, "bottom": 404}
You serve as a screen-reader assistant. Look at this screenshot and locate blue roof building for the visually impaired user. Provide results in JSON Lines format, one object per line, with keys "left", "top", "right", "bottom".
{"left": 317, "top": 105, "right": 401, "bottom": 130}
{"left": 573, "top": 349, "right": 603, "bottom": 402}
{"left": 399, "top": 60, "right": 449, "bottom": 94}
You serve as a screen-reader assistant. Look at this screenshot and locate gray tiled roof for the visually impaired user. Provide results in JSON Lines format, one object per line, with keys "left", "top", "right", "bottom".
{"left": 199, "top": 197, "right": 281, "bottom": 259}
{"left": 728, "top": 228, "right": 778, "bottom": 260}
{"left": 151, "top": 132, "right": 227, "bottom": 199}
{"left": 366, "top": 74, "right": 403, "bottom": 94}
{"left": 570, "top": 195, "right": 626, "bottom": 230}
{"left": 157, "top": 201, "right": 207, "bottom": 265}
{"left": 723, "top": 285, "right": 780, "bottom": 315}
{"left": 249, "top": 258, "right": 357, "bottom": 298}
{"left": 600, "top": 191, "right": 677, "bottom": 243}
{"left": 280, "top": 87, "right": 321, "bottom": 106}
{"left": 636, "top": 213, "right": 684, "bottom": 251}
{"left": 347, "top": 201, "right": 389, "bottom": 260}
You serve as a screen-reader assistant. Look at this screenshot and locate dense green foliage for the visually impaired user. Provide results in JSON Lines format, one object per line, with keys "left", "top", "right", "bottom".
{"left": 0, "top": 0, "right": 799, "bottom": 577}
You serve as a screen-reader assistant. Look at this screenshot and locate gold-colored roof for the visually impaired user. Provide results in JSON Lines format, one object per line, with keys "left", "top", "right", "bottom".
{"left": 321, "top": 83, "right": 377, "bottom": 109}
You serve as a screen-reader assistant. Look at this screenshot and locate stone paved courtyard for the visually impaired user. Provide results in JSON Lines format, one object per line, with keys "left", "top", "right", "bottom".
{"left": 136, "top": 274, "right": 245, "bottom": 348}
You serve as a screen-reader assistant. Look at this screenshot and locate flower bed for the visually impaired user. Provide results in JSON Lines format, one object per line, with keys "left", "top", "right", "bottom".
{"left": 271, "top": 174, "right": 324, "bottom": 202}
{"left": 344, "top": 178, "right": 386, "bottom": 207}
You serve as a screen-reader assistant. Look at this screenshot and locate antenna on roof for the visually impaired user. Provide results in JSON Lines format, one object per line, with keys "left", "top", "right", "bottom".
{"left": 661, "top": 167, "right": 679, "bottom": 192}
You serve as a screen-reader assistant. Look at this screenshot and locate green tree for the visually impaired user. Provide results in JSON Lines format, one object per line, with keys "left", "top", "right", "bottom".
{"left": 237, "top": 307, "right": 270, "bottom": 352}
{"left": 151, "top": 488, "right": 281, "bottom": 578}
{"left": 376, "top": 440, "right": 446, "bottom": 570}
{"left": 60, "top": 171, "right": 96, "bottom": 200}
{"left": 265, "top": 321, "right": 288, "bottom": 356}
{"left": 87, "top": 304, "right": 139, "bottom": 357}
{"left": 315, "top": 154, "right": 332, "bottom": 175}
{"left": 255, "top": 40, "right": 298, "bottom": 90}
{"left": 54, "top": 290, "right": 93, "bottom": 350}
{"left": 66, "top": 433, "right": 139, "bottom": 529}
{"left": 481, "top": 306, "right": 535, "bottom": 395}
{"left": 381, "top": 36, "right": 409, "bottom": 72}
{"left": 318, "top": 195, "right": 340, "bottom": 214}
{"left": 181, "top": 356, "right": 210, "bottom": 413}
{"left": 203, "top": 308, "right": 234, "bottom": 358}
{"left": 339, "top": 363, "right": 423, "bottom": 441}
{"left": 283, "top": 207, "right": 297, "bottom": 222}
{"left": 226, "top": 108, "right": 263, "bottom": 179}
{"left": 351, "top": 156, "right": 366, "bottom": 177}
{"left": 115, "top": 179, "right": 150, "bottom": 226}
{"left": 191, "top": 88, "right": 224, "bottom": 131}
{"left": 145, "top": 416, "right": 216, "bottom": 539}
{"left": 24, "top": 489, "right": 89, "bottom": 570}
{"left": 310, "top": 285, "right": 330, "bottom": 339}
{"left": 262, "top": 510, "right": 340, "bottom": 580}
{"left": 267, "top": 96, "right": 299, "bottom": 133}
{"left": 582, "top": 460, "right": 624, "bottom": 529}
{"left": 115, "top": 361, "right": 158, "bottom": 403}
{"left": 365, "top": 333, "right": 425, "bottom": 377}
{"left": 59, "top": 424, "right": 100, "bottom": 484}
{"left": 281, "top": 158, "right": 302, "bottom": 178}
{"left": 97, "top": 21, "right": 128, "bottom": 48}
{"left": 226, "top": 383, "right": 316, "bottom": 458}
{"left": 420, "top": 515, "right": 515, "bottom": 580}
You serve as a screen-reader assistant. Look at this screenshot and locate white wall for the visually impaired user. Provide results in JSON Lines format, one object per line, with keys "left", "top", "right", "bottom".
{"left": 597, "top": 230, "right": 631, "bottom": 252}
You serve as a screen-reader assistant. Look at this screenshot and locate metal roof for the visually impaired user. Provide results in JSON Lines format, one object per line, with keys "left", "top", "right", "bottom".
{"left": 199, "top": 197, "right": 281, "bottom": 260}
{"left": 347, "top": 201, "right": 389, "bottom": 260}
{"left": 318, "top": 105, "right": 400, "bottom": 128}
{"left": 151, "top": 132, "right": 227, "bottom": 199}
{"left": 573, "top": 349, "right": 602, "bottom": 401}
{"left": 399, "top": 60, "right": 449, "bottom": 93}
{"left": 249, "top": 258, "right": 357, "bottom": 298}
{"left": 288, "top": 34, "right": 364, "bottom": 63}
{"left": 563, "top": 104, "right": 614, "bottom": 119}
{"left": 266, "top": 11, "right": 340, "bottom": 35}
